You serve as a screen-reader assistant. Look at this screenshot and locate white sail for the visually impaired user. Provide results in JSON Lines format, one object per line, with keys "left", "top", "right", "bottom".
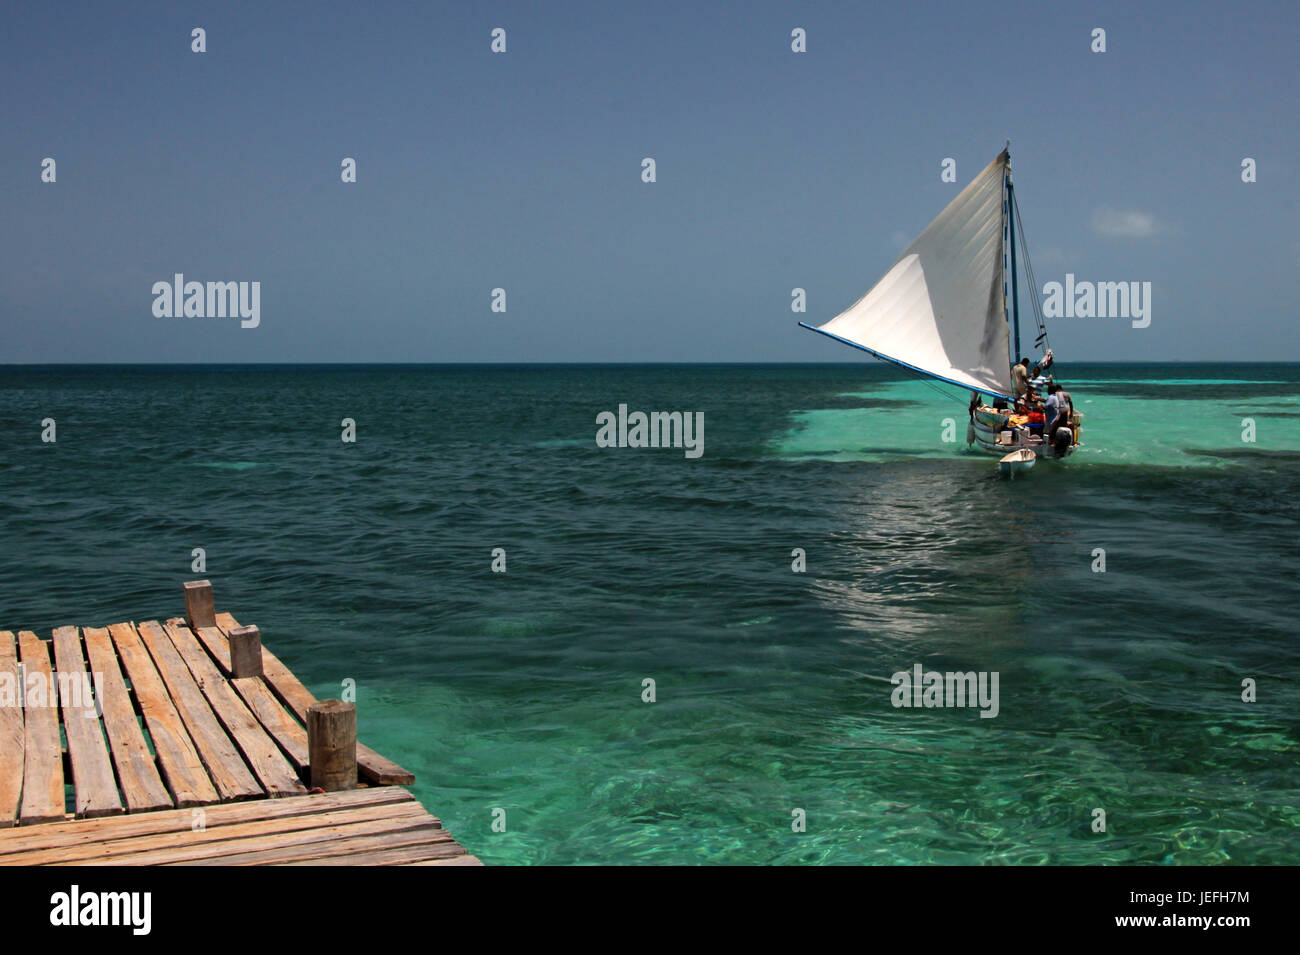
{"left": 806, "top": 150, "right": 1013, "bottom": 397}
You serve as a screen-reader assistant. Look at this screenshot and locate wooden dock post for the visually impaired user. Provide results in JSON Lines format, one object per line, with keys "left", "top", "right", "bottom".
{"left": 307, "top": 700, "right": 357, "bottom": 792}
{"left": 183, "top": 580, "right": 216, "bottom": 631}
{"left": 228, "top": 625, "right": 263, "bottom": 679}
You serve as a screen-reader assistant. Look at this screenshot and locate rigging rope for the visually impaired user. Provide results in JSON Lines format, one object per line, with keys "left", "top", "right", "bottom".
{"left": 1012, "top": 190, "right": 1050, "bottom": 356}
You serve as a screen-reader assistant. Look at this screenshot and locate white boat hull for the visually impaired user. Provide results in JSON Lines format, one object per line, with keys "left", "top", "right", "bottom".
{"left": 967, "top": 404, "right": 1080, "bottom": 460}
{"left": 999, "top": 448, "right": 1036, "bottom": 475}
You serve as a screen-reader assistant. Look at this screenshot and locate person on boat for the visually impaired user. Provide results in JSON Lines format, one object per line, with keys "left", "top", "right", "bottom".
{"left": 1042, "top": 382, "right": 1074, "bottom": 453}
{"left": 1031, "top": 349, "right": 1054, "bottom": 379}
{"left": 1053, "top": 384, "right": 1074, "bottom": 437}
{"left": 1018, "top": 376, "right": 1044, "bottom": 417}
{"left": 1043, "top": 382, "right": 1059, "bottom": 426}
{"left": 1012, "top": 358, "right": 1030, "bottom": 399}
{"left": 1045, "top": 382, "right": 1072, "bottom": 440}
{"left": 1025, "top": 399, "right": 1046, "bottom": 437}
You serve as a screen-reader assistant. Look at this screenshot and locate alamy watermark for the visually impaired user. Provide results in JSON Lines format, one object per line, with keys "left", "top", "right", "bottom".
{"left": 890, "top": 664, "right": 999, "bottom": 718}
{"left": 595, "top": 404, "right": 704, "bottom": 458}
{"left": 0, "top": 665, "right": 104, "bottom": 718}
{"left": 49, "top": 885, "right": 151, "bottom": 935}
{"left": 1042, "top": 274, "right": 1151, "bottom": 328}
{"left": 152, "top": 274, "right": 260, "bottom": 328}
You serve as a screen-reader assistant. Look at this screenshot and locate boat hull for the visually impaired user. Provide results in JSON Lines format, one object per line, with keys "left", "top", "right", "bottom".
{"left": 967, "top": 405, "right": 1080, "bottom": 460}
{"left": 999, "top": 448, "right": 1036, "bottom": 475}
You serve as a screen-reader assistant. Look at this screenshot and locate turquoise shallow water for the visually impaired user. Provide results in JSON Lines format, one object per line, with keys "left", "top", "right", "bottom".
{"left": 1, "top": 363, "right": 1298, "bottom": 864}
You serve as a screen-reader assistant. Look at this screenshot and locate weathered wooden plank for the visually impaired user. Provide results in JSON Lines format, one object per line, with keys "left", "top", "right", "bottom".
{"left": 208, "top": 616, "right": 314, "bottom": 717}
{"left": 298, "top": 841, "right": 473, "bottom": 865}
{"left": 185, "top": 621, "right": 310, "bottom": 770}
{"left": 175, "top": 818, "right": 453, "bottom": 866}
{"left": 161, "top": 622, "right": 304, "bottom": 797}
{"left": 65, "top": 813, "right": 447, "bottom": 866}
{"left": 211, "top": 613, "right": 415, "bottom": 785}
{"left": 189, "top": 622, "right": 231, "bottom": 671}
{"left": 81, "top": 628, "right": 172, "bottom": 813}
{"left": 12, "top": 800, "right": 429, "bottom": 866}
{"left": 0, "top": 786, "right": 413, "bottom": 857}
{"left": 231, "top": 676, "right": 308, "bottom": 771}
{"left": 0, "top": 632, "right": 25, "bottom": 828}
{"left": 187, "top": 623, "right": 313, "bottom": 774}
{"left": 108, "top": 622, "right": 218, "bottom": 808}
{"left": 134, "top": 621, "right": 261, "bottom": 802}
{"left": 16, "top": 631, "right": 65, "bottom": 825}
{"left": 50, "top": 627, "right": 122, "bottom": 819}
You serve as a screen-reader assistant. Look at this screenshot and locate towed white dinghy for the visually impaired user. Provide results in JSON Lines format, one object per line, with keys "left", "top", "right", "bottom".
{"left": 999, "top": 447, "right": 1036, "bottom": 476}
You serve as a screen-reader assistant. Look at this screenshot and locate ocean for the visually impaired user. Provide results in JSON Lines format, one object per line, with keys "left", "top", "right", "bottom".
{"left": 2, "top": 362, "right": 1297, "bottom": 864}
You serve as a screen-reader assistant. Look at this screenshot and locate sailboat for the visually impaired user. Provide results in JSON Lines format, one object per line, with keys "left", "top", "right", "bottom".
{"left": 800, "top": 146, "right": 1080, "bottom": 462}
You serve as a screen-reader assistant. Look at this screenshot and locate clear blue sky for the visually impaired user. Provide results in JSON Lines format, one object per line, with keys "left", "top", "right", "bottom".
{"left": 3, "top": 0, "right": 1296, "bottom": 362}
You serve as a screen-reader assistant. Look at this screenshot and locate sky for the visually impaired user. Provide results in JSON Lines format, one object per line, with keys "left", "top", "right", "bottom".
{"left": 2, "top": 0, "right": 1297, "bottom": 363}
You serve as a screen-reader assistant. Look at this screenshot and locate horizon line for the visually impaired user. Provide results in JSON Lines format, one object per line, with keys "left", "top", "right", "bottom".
{"left": 2, "top": 360, "right": 1299, "bottom": 368}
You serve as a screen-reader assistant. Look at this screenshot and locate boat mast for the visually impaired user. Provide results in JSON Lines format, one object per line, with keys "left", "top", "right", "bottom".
{"left": 1006, "top": 155, "right": 1022, "bottom": 363}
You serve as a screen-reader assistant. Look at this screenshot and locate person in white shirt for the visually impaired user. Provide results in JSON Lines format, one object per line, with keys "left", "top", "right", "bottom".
{"left": 1044, "top": 382, "right": 1069, "bottom": 436}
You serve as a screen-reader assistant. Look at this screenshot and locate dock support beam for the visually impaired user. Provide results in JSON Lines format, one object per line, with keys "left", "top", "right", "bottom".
{"left": 183, "top": 580, "right": 216, "bottom": 631}
{"left": 228, "top": 625, "right": 264, "bottom": 679}
{"left": 307, "top": 700, "right": 357, "bottom": 792}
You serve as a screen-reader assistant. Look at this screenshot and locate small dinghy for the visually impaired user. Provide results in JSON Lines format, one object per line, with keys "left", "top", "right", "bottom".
{"left": 999, "top": 447, "right": 1036, "bottom": 477}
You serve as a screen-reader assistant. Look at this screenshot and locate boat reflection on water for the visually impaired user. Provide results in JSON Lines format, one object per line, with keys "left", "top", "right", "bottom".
{"left": 800, "top": 465, "right": 1057, "bottom": 665}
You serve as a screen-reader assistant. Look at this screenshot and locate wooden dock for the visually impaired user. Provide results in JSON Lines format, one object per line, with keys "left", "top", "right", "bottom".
{"left": 0, "top": 582, "right": 478, "bottom": 865}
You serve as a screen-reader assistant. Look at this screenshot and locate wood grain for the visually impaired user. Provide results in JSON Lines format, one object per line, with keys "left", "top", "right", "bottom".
{"left": 162, "top": 622, "right": 303, "bottom": 797}
{"left": 109, "top": 622, "right": 217, "bottom": 808}
{"left": 81, "top": 627, "right": 172, "bottom": 813}
{"left": 17, "top": 631, "right": 64, "bottom": 824}
{"left": 134, "top": 621, "right": 261, "bottom": 802}
{"left": 50, "top": 627, "right": 122, "bottom": 819}
{"left": 0, "top": 631, "right": 25, "bottom": 827}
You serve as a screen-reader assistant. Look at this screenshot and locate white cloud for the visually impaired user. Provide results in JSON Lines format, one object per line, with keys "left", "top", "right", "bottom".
{"left": 1091, "top": 207, "right": 1167, "bottom": 239}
